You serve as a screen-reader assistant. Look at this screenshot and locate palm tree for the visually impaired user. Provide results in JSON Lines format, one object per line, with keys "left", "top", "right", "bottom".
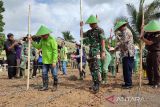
{"left": 62, "top": 31, "right": 74, "bottom": 42}
{"left": 0, "top": 32, "right": 5, "bottom": 55}
{"left": 114, "top": 0, "right": 160, "bottom": 44}
{"left": 126, "top": 0, "right": 160, "bottom": 37}
{"left": 0, "top": 1, "right": 5, "bottom": 32}
{"left": 126, "top": 0, "right": 160, "bottom": 87}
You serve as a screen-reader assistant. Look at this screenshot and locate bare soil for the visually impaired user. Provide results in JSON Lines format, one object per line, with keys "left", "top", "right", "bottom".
{"left": 0, "top": 66, "right": 160, "bottom": 107}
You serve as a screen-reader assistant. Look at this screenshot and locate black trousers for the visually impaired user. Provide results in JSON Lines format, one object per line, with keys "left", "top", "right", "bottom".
{"left": 7, "top": 54, "right": 17, "bottom": 79}
{"left": 146, "top": 52, "right": 160, "bottom": 85}
{"left": 32, "top": 60, "right": 38, "bottom": 77}
{"left": 122, "top": 56, "right": 134, "bottom": 86}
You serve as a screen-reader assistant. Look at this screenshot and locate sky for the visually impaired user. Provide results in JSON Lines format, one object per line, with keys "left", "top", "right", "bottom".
{"left": 3, "top": 0, "right": 153, "bottom": 41}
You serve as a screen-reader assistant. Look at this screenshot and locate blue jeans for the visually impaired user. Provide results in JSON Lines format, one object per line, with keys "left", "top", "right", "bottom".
{"left": 122, "top": 57, "right": 134, "bottom": 86}
{"left": 61, "top": 61, "right": 67, "bottom": 75}
{"left": 42, "top": 64, "right": 58, "bottom": 81}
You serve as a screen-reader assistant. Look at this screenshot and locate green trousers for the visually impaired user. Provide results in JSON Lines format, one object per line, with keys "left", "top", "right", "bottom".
{"left": 101, "top": 51, "right": 111, "bottom": 82}
{"left": 133, "top": 60, "right": 139, "bottom": 73}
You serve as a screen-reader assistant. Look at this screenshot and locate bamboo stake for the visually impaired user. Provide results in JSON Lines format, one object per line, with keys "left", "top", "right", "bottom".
{"left": 139, "top": 6, "right": 144, "bottom": 89}
{"left": 109, "top": 29, "right": 112, "bottom": 46}
{"left": 80, "top": 0, "right": 83, "bottom": 72}
{"left": 27, "top": 5, "right": 31, "bottom": 90}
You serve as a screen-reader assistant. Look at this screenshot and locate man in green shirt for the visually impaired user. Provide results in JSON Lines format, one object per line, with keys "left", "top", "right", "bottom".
{"left": 30, "top": 25, "right": 58, "bottom": 91}
{"left": 60, "top": 41, "right": 68, "bottom": 75}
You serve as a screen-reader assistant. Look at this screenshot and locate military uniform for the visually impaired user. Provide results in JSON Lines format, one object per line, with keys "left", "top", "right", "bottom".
{"left": 81, "top": 15, "right": 106, "bottom": 92}
{"left": 20, "top": 41, "right": 36, "bottom": 78}
{"left": 84, "top": 27, "right": 105, "bottom": 91}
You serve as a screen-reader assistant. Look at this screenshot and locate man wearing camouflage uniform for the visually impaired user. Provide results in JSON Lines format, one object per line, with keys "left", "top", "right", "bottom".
{"left": 20, "top": 36, "right": 36, "bottom": 78}
{"left": 80, "top": 15, "right": 106, "bottom": 92}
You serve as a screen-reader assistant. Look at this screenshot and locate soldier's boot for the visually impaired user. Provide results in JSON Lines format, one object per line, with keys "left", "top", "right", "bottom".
{"left": 92, "top": 81, "right": 100, "bottom": 93}
{"left": 103, "top": 73, "right": 107, "bottom": 84}
{"left": 101, "top": 72, "right": 104, "bottom": 84}
{"left": 39, "top": 77, "right": 48, "bottom": 91}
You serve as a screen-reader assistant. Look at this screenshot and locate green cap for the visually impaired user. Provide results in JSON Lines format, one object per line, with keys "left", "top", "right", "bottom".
{"left": 85, "top": 15, "right": 99, "bottom": 24}
{"left": 36, "top": 25, "right": 52, "bottom": 36}
{"left": 144, "top": 20, "right": 160, "bottom": 32}
{"left": 114, "top": 21, "right": 128, "bottom": 31}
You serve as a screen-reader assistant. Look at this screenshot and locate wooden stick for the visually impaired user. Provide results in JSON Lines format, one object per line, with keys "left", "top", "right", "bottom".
{"left": 80, "top": 0, "right": 83, "bottom": 71}
{"left": 139, "top": 7, "right": 144, "bottom": 88}
{"left": 27, "top": 5, "right": 31, "bottom": 90}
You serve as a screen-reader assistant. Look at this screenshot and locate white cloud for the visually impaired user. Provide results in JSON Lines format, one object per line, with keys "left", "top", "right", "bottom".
{"left": 3, "top": 0, "right": 155, "bottom": 41}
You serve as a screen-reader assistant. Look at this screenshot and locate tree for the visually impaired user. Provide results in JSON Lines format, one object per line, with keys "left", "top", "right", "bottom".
{"left": 114, "top": 0, "right": 160, "bottom": 45}
{"left": 0, "top": 1, "right": 5, "bottom": 32}
{"left": 0, "top": 32, "right": 5, "bottom": 55}
{"left": 62, "top": 31, "right": 74, "bottom": 42}
{"left": 126, "top": 0, "right": 160, "bottom": 38}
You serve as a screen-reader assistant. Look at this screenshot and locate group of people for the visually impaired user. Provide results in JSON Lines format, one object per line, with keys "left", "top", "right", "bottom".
{"left": 4, "top": 33, "right": 43, "bottom": 79}
{"left": 2, "top": 14, "right": 160, "bottom": 93}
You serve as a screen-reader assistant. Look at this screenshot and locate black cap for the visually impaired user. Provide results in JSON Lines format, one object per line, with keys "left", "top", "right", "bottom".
{"left": 7, "top": 33, "right": 14, "bottom": 38}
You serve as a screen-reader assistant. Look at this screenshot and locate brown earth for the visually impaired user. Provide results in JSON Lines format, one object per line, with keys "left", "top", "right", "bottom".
{"left": 0, "top": 66, "right": 160, "bottom": 107}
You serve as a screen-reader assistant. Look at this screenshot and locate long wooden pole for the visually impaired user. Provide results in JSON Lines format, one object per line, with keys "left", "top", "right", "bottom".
{"left": 80, "top": 0, "right": 83, "bottom": 72}
{"left": 139, "top": 6, "right": 144, "bottom": 89}
{"left": 27, "top": 5, "right": 31, "bottom": 90}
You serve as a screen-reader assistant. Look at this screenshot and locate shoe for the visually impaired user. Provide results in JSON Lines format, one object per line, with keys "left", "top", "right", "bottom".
{"left": 153, "top": 84, "right": 160, "bottom": 89}
{"left": 122, "top": 84, "right": 132, "bottom": 89}
{"left": 32, "top": 76, "right": 36, "bottom": 78}
{"left": 146, "top": 82, "right": 154, "bottom": 86}
{"left": 152, "top": 85, "right": 159, "bottom": 89}
{"left": 52, "top": 80, "right": 58, "bottom": 91}
{"left": 92, "top": 81, "right": 100, "bottom": 93}
{"left": 101, "top": 81, "right": 107, "bottom": 85}
{"left": 14, "top": 76, "right": 19, "bottom": 78}
{"left": 53, "top": 80, "right": 58, "bottom": 86}
{"left": 78, "top": 77, "right": 83, "bottom": 80}
{"left": 101, "top": 81, "right": 105, "bottom": 84}
{"left": 39, "top": 87, "right": 48, "bottom": 91}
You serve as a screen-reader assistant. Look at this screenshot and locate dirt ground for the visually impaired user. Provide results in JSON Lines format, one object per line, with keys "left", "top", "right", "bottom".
{"left": 0, "top": 66, "right": 160, "bottom": 107}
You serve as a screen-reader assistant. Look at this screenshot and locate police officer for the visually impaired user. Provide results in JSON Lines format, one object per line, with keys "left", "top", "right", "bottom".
{"left": 80, "top": 15, "right": 106, "bottom": 93}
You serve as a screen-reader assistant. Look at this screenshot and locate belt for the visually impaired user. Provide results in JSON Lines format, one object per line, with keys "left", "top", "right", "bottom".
{"left": 148, "top": 50, "right": 160, "bottom": 53}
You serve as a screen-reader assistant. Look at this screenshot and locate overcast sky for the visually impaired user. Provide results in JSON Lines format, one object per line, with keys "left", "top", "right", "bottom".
{"left": 3, "top": 0, "right": 153, "bottom": 41}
